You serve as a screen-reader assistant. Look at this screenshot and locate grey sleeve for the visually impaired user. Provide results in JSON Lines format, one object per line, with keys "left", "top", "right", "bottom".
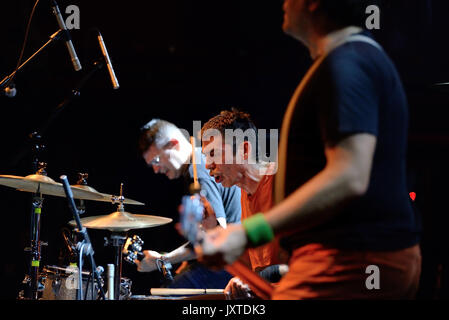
{"left": 198, "top": 176, "right": 227, "bottom": 220}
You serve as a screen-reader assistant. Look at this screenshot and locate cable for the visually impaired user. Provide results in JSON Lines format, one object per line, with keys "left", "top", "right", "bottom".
{"left": 5, "top": 0, "right": 40, "bottom": 87}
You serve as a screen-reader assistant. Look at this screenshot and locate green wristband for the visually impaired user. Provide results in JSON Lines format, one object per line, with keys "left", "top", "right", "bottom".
{"left": 242, "top": 213, "right": 274, "bottom": 247}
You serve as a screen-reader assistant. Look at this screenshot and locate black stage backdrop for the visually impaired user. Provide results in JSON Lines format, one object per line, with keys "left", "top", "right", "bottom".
{"left": 0, "top": 0, "right": 448, "bottom": 299}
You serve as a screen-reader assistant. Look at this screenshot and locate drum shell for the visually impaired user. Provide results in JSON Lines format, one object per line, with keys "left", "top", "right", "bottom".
{"left": 40, "top": 266, "right": 98, "bottom": 300}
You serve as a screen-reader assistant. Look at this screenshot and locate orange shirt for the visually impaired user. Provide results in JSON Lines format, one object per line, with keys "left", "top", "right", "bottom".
{"left": 241, "top": 174, "right": 280, "bottom": 271}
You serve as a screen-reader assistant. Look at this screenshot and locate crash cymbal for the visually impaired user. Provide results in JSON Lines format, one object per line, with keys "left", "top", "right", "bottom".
{"left": 72, "top": 184, "right": 145, "bottom": 206}
{"left": 68, "top": 209, "right": 172, "bottom": 231}
{"left": 0, "top": 174, "right": 105, "bottom": 200}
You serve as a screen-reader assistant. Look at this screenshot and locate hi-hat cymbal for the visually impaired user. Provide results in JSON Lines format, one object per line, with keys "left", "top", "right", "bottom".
{"left": 0, "top": 174, "right": 105, "bottom": 200}
{"left": 72, "top": 184, "right": 145, "bottom": 206}
{"left": 68, "top": 210, "right": 172, "bottom": 231}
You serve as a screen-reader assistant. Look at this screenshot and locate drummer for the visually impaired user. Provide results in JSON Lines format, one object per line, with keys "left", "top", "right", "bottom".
{"left": 136, "top": 118, "right": 241, "bottom": 289}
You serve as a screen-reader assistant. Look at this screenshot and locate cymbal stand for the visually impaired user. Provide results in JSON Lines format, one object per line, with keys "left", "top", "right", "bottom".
{"left": 104, "top": 184, "right": 127, "bottom": 300}
{"left": 21, "top": 163, "right": 48, "bottom": 300}
{"left": 76, "top": 173, "right": 89, "bottom": 215}
{"left": 60, "top": 175, "right": 106, "bottom": 300}
{"left": 105, "top": 232, "right": 127, "bottom": 300}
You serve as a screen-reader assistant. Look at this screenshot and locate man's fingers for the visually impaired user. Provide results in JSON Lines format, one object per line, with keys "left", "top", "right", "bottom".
{"left": 135, "top": 260, "right": 142, "bottom": 272}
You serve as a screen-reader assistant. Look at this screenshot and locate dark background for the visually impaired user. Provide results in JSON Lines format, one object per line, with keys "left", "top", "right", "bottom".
{"left": 0, "top": 0, "right": 448, "bottom": 299}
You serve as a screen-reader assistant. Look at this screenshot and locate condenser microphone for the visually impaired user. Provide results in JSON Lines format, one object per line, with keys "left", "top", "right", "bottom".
{"left": 50, "top": 0, "right": 82, "bottom": 71}
{"left": 96, "top": 30, "right": 119, "bottom": 89}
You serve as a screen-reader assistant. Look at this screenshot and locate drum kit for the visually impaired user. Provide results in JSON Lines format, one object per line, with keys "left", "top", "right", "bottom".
{"left": 0, "top": 164, "right": 173, "bottom": 300}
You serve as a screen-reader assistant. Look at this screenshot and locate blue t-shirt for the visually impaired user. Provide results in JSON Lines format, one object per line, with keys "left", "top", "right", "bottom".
{"left": 186, "top": 148, "right": 241, "bottom": 224}
{"left": 281, "top": 32, "right": 421, "bottom": 251}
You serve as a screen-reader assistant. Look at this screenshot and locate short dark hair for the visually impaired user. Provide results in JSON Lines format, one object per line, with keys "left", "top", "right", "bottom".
{"left": 138, "top": 119, "right": 177, "bottom": 153}
{"left": 316, "top": 0, "right": 380, "bottom": 29}
{"left": 201, "top": 108, "right": 259, "bottom": 160}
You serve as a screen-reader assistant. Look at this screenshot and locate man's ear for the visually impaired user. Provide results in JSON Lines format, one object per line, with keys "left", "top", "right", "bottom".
{"left": 242, "top": 141, "right": 251, "bottom": 161}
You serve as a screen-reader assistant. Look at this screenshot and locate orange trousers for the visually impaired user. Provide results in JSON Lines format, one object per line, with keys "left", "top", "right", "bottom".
{"left": 271, "top": 243, "right": 421, "bottom": 300}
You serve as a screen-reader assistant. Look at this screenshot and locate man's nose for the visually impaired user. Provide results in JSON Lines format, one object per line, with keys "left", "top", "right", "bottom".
{"left": 205, "top": 161, "right": 214, "bottom": 170}
{"left": 152, "top": 164, "right": 160, "bottom": 173}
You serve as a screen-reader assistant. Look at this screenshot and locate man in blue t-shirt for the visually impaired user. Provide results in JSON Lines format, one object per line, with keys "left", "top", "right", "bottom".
{"left": 196, "top": 0, "right": 421, "bottom": 299}
{"left": 135, "top": 119, "right": 241, "bottom": 289}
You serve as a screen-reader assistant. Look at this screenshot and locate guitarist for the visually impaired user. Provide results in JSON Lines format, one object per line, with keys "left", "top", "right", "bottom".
{"left": 136, "top": 119, "right": 241, "bottom": 289}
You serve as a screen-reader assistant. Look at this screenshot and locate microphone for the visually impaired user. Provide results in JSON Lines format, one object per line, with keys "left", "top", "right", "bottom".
{"left": 50, "top": 0, "right": 82, "bottom": 71}
{"left": 96, "top": 30, "right": 119, "bottom": 89}
{"left": 2, "top": 83, "right": 17, "bottom": 98}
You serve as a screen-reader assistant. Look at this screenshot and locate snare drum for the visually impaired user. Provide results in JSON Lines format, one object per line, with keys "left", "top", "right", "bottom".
{"left": 39, "top": 265, "right": 99, "bottom": 300}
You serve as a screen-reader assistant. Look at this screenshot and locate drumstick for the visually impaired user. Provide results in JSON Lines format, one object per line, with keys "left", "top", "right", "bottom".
{"left": 190, "top": 136, "right": 200, "bottom": 191}
{"left": 150, "top": 288, "right": 224, "bottom": 296}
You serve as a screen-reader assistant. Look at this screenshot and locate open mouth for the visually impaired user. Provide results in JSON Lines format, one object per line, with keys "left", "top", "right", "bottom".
{"left": 210, "top": 172, "right": 223, "bottom": 184}
{"left": 214, "top": 175, "right": 223, "bottom": 184}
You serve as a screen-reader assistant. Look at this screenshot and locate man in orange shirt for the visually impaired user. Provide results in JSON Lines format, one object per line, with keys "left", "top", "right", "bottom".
{"left": 201, "top": 109, "right": 288, "bottom": 299}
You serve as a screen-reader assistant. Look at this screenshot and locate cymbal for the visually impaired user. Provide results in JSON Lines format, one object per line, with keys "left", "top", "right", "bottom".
{"left": 0, "top": 174, "right": 105, "bottom": 201}
{"left": 68, "top": 209, "right": 172, "bottom": 231}
{"left": 72, "top": 184, "right": 145, "bottom": 206}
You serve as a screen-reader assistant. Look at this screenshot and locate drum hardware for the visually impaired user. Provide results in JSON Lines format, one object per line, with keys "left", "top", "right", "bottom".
{"left": 119, "top": 277, "right": 133, "bottom": 300}
{"left": 75, "top": 173, "right": 89, "bottom": 215}
{"left": 59, "top": 175, "right": 107, "bottom": 300}
{"left": 104, "top": 232, "right": 127, "bottom": 300}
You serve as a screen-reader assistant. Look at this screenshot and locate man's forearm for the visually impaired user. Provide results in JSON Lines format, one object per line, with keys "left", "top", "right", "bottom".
{"left": 265, "top": 134, "right": 375, "bottom": 237}
{"left": 266, "top": 165, "right": 364, "bottom": 237}
{"left": 164, "top": 242, "right": 197, "bottom": 264}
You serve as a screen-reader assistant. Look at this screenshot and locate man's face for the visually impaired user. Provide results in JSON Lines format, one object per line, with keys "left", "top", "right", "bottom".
{"left": 202, "top": 135, "right": 244, "bottom": 188}
{"left": 282, "top": 0, "right": 309, "bottom": 42}
{"left": 142, "top": 143, "right": 184, "bottom": 180}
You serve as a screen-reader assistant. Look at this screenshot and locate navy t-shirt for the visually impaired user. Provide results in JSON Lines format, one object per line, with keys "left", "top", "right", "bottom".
{"left": 281, "top": 32, "right": 421, "bottom": 251}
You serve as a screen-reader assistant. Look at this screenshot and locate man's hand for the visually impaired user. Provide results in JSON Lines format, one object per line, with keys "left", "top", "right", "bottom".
{"left": 200, "top": 196, "right": 219, "bottom": 230}
{"left": 135, "top": 250, "right": 162, "bottom": 272}
{"left": 195, "top": 224, "right": 248, "bottom": 269}
{"left": 224, "top": 277, "right": 255, "bottom": 300}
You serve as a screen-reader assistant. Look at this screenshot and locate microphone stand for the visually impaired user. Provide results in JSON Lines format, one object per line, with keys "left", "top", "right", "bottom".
{"left": 10, "top": 58, "right": 105, "bottom": 170}
{"left": 0, "top": 30, "right": 63, "bottom": 91}
{"left": 60, "top": 175, "right": 106, "bottom": 300}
